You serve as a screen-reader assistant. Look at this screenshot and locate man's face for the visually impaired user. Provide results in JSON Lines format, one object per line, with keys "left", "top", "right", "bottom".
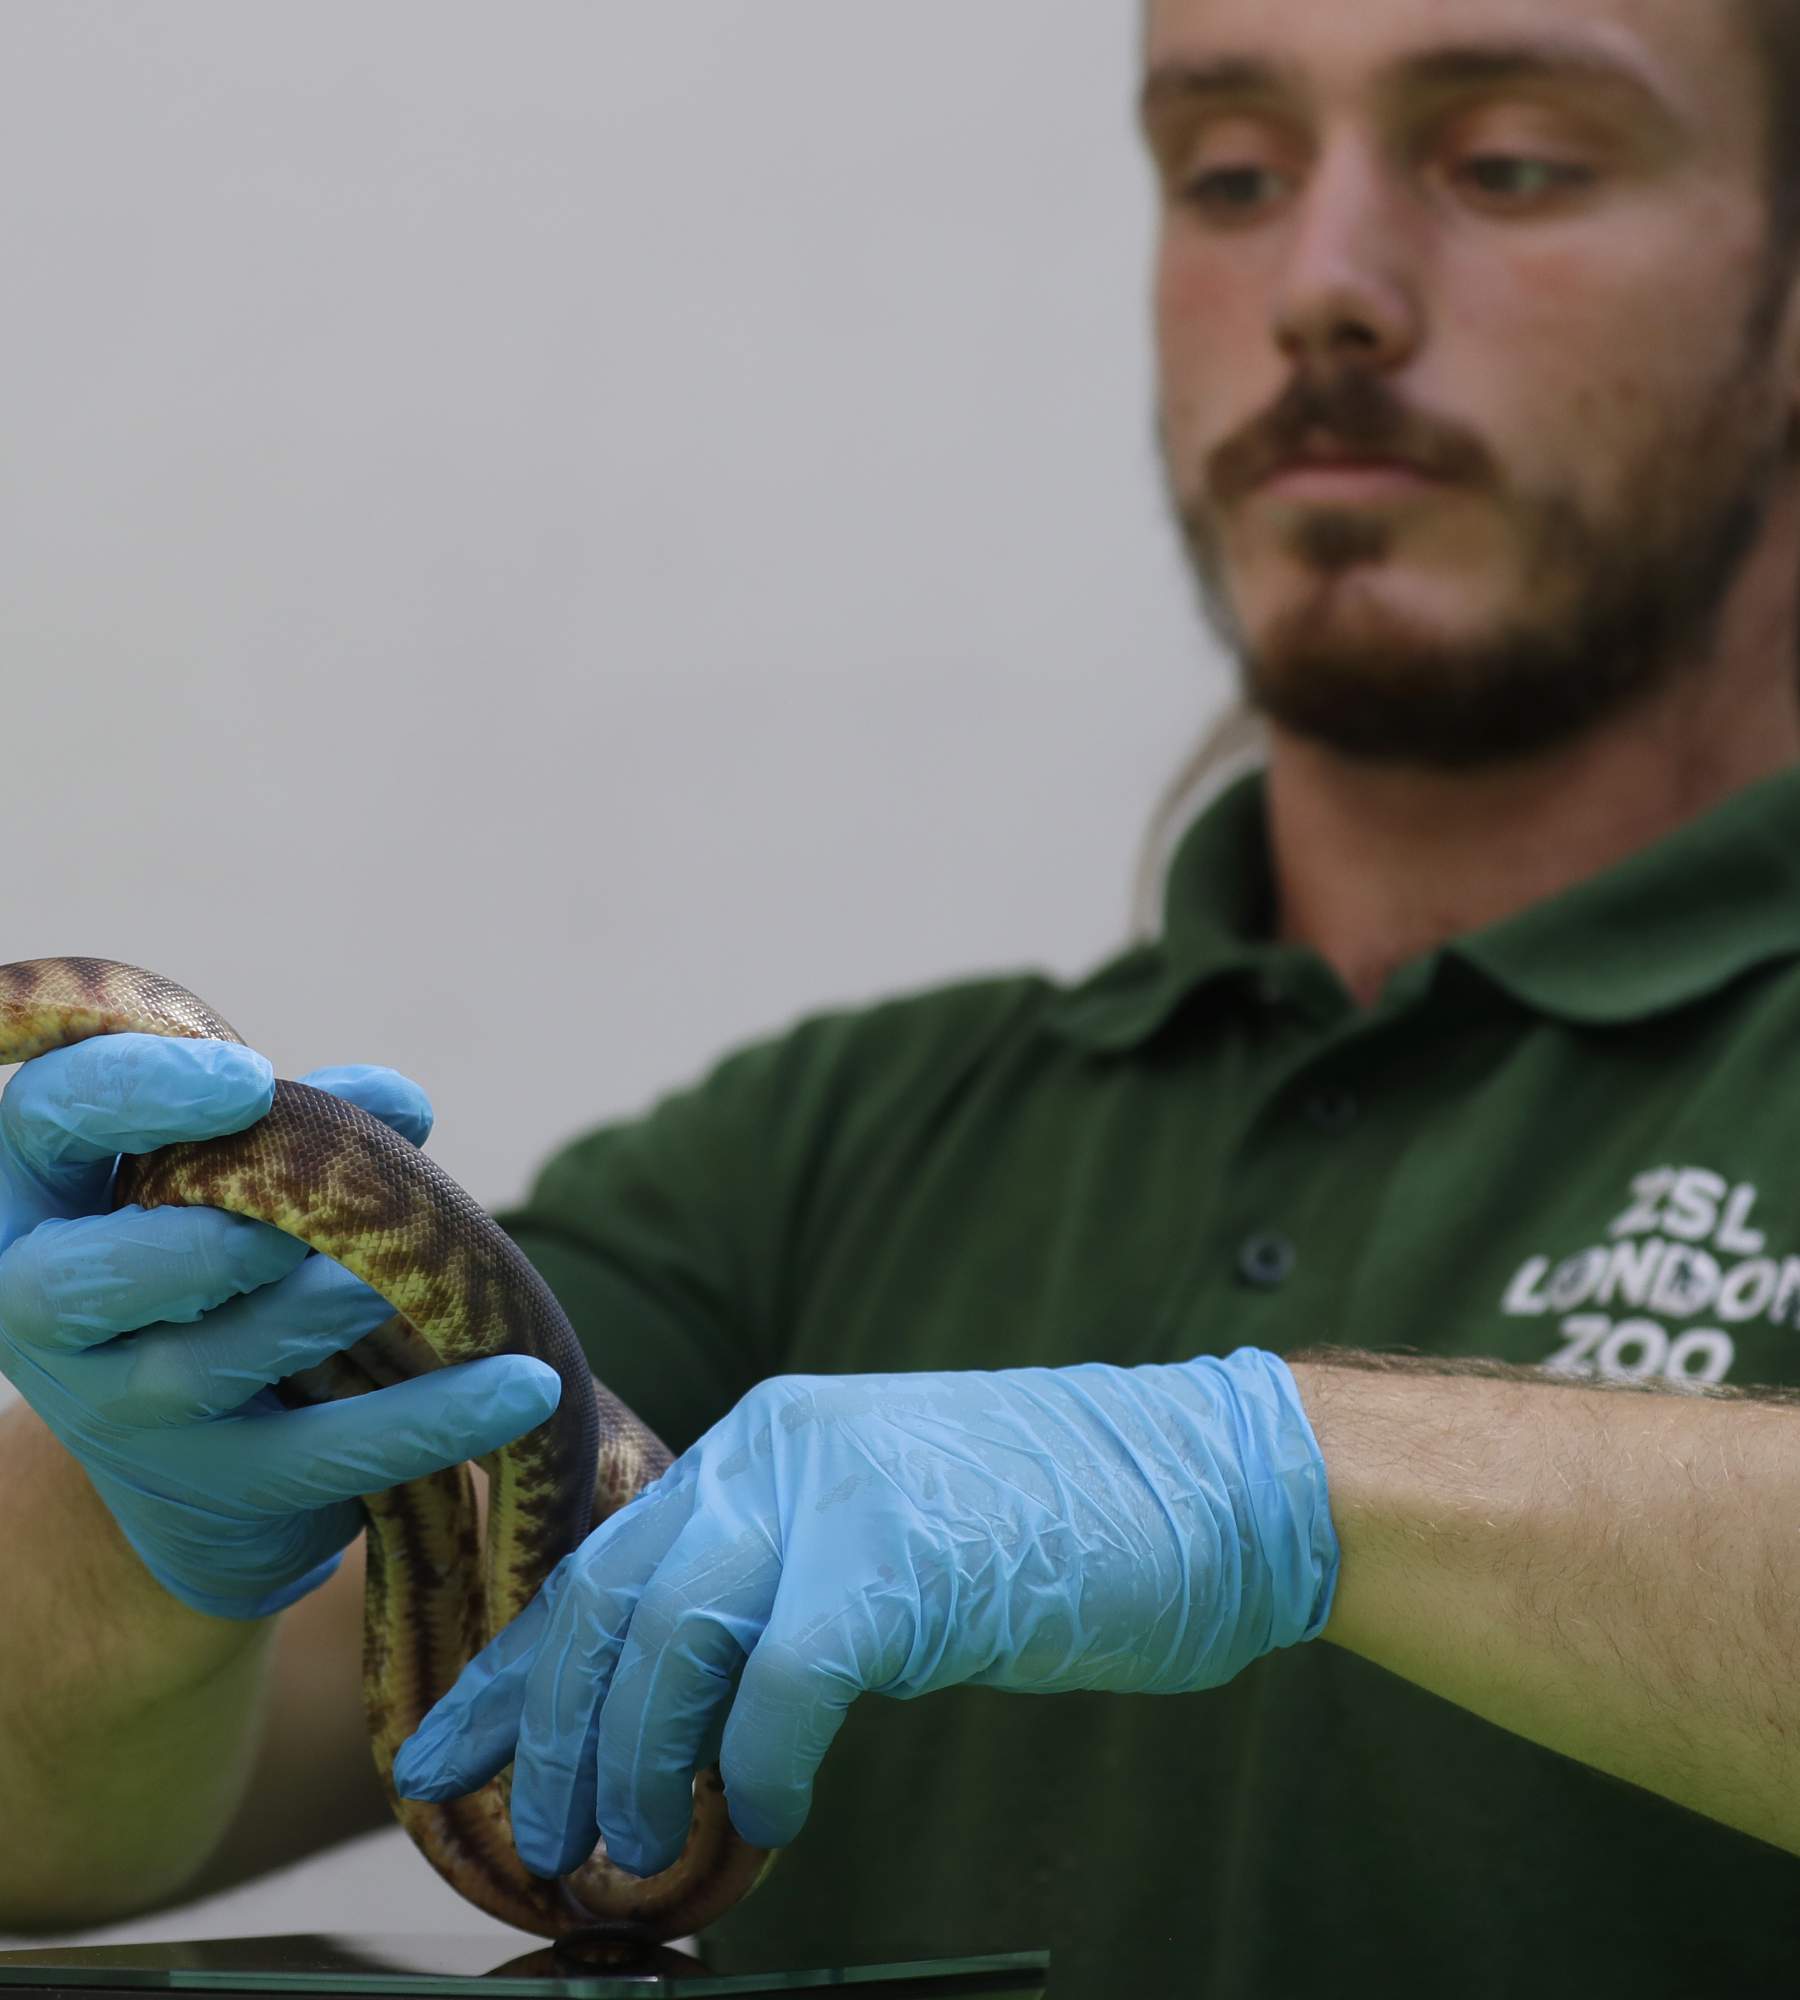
{"left": 1143, "top": 0, "right": 1800, "bottom": 767}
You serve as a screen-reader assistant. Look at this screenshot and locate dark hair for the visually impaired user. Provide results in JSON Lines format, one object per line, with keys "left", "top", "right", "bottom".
{"left": 1125, "top": 0, "right": 1800, "bottom": 941}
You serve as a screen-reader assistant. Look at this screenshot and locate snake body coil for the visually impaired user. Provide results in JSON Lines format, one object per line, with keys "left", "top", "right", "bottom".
{"left": 0, "top": 958, "right": 773, "bottom": 1943}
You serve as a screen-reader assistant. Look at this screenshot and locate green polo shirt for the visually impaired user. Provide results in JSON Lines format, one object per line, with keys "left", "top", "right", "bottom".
{"left": 495, "top": 763, "right": 1800, "bottom": 1997}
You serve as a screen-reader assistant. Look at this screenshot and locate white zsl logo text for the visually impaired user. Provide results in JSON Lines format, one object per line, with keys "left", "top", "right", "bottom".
{"left": 1500, "top": 1167, "right": 1795, "bottom": 1389}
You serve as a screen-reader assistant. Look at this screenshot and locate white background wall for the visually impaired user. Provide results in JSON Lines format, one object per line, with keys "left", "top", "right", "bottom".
{"left": 0, "top": 0, "right": 1231, "bottom": 1953}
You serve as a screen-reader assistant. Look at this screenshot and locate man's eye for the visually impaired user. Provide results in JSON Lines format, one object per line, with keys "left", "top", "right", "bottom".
{"left": 1180, "top": 166, "right": 1278, "bottom": 212}
{"left": 1456, "top": 156, "right": 1594, "bottom": 198}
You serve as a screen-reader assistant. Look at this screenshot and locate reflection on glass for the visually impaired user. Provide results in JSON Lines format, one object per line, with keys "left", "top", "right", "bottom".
{"left": 0, "top": 1930, "right": 1050, "bottom": 1997}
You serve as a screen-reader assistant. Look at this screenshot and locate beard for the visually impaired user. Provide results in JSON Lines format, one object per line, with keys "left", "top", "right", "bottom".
{"left": 1159, "top": 334, "right": 1793, "bottom": 771}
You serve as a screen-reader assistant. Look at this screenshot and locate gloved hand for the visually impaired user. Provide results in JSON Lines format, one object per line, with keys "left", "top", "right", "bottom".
{"left": 391, "top": 1349, "right": 1339, "bottom": 1878}
{"left": 0, "top": 1032, "right": 562, "bottom": 1621}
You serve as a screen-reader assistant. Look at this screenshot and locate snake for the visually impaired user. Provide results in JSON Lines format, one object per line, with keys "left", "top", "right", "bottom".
{"left": 0, "top": 957, "right": 775, "bottom": 1944}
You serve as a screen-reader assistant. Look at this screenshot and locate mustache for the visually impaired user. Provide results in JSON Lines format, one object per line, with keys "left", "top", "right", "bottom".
{"left": 1190, "top": 374, "right": 1488, "bottom": 499}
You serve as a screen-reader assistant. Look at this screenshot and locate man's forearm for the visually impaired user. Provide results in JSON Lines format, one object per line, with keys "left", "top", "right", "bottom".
{"left": 1287, "top": 1347, "right": 1800, "bottom": 1856}
{"left": 0, "top": 1403, "right": 277, "bottom": 1931}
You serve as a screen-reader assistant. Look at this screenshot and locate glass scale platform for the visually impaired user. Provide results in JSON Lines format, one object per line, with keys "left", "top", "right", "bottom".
{"left": 0, "top": 1933, "right": 1049, "bottom": 1999}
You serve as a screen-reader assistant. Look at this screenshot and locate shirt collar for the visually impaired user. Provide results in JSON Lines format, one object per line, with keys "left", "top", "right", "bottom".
{"left": 1048, "top": 760, "right": 1800, "bottom": 1054}
{"left": 1451, "top": 761, "right": 1800, "bottom": 1023}
{"left": 1046, "top": 771, "right": 1282, "bottom": 1053}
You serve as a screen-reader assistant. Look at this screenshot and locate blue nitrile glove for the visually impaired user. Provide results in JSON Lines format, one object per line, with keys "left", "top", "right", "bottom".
{"left": 0, "top": 1032, "right": 562, "bottom": 1621}
{"left": 391, "top": 1349, "right": 1338, "bottom": 1878}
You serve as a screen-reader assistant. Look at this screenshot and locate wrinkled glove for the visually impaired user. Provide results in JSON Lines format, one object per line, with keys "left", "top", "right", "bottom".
{"left": 391, "top": 1348, "right": 1338, "bottom": 1878}
{"left": 0, "top": 1032, "right": 562, "bottom": 1621}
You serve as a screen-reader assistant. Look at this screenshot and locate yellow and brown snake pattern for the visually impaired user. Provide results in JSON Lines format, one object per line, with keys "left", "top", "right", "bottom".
{"left": 0, "top": 957, "right": 774, "bottom": 1944}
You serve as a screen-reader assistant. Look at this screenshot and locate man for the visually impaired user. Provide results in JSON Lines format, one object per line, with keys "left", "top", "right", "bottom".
{"left": 5, "top": 0, "right": 1800, "bottom": 1991}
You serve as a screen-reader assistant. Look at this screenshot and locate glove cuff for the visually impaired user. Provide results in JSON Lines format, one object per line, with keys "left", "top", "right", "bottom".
{"left": 1203, "top": 1347, "right": 1341, "bottom": 1652}
{"left": 115, "top": 1517, "right": 346, "bottom": 1622}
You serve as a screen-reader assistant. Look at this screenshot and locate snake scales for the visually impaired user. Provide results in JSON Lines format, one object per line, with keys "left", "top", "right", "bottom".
{"left": 0, "top": 958, "right": 774, "bottom": 1944}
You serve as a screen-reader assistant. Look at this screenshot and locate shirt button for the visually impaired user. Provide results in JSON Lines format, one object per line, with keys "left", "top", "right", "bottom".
{"left": 1306, "top": 1089, "right": 1358, "bottom": 1134}
{"left": 1239, "top": 1232, "right": 1297, "bottom": 1289}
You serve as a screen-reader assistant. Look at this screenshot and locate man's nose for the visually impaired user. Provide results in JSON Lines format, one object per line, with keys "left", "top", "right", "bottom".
{"left": 1270, "top": 140, "right": 1423, "bottom": 372}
